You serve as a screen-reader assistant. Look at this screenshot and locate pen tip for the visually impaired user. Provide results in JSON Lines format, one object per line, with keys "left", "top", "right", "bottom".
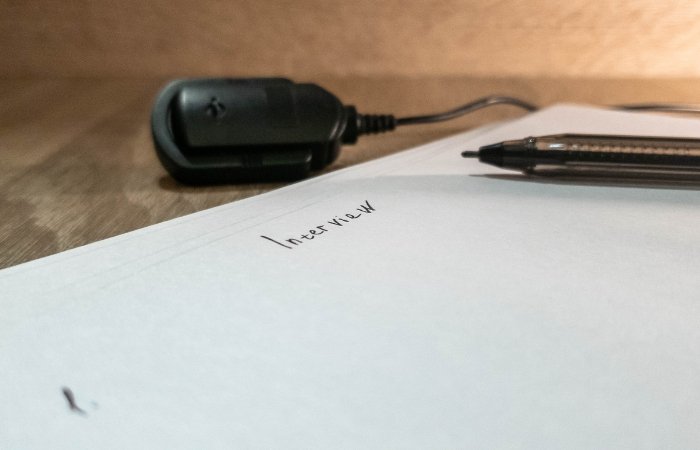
{"left": 461, "top": 150, "right": 479, "bottom": 158}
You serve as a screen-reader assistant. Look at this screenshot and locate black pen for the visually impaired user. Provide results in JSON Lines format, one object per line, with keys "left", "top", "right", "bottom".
{"left": 462, "top": 134, "right": 700, "bottom": 178}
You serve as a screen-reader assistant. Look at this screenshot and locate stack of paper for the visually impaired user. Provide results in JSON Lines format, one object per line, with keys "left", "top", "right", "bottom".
{"left": 2, "top": 105, "right": 699, "bottom": 449}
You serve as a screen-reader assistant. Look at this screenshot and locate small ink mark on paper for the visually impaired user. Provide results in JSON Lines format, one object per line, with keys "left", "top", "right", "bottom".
{"left": 62, "top": 387, "right": 87, "bottom": 416}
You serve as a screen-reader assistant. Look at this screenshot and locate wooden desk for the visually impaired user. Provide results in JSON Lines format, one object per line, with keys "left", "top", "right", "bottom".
{"left": 2, "top": 77, "right": 699, "bottom": 269}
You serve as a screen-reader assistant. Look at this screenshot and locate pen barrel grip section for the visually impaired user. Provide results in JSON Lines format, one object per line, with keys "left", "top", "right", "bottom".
{"left": 526, "top": 135, "right": 700, "bottom": 178}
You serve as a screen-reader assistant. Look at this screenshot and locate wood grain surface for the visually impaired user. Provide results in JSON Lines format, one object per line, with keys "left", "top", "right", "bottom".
{"left": 2, "top": 76, "right": 700, "bottom": 268}
{"left": 3, "top": 0, "right": 700, "bottom": 78}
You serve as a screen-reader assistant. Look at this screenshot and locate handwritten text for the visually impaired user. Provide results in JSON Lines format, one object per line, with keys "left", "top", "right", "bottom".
{"left": 261, "top": 200, "right": 376, "bottom": 250}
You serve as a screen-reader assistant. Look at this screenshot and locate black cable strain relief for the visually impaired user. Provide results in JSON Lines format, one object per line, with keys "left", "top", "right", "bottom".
{"left": 357, "top": 114, "right": 397, "bottom": 135}
{"left": 341, "top": 107, "right": 397, "bottom": 144}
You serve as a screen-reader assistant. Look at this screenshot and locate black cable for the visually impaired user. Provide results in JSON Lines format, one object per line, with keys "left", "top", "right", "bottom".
{"left": 353, "top": 96, "right": 538, "bottom": 137}
{"left": 613, "top": 103, "right": 700, "bottom": 114}
{"left": 393, "top": 99, "right": 700, "bottom": 128}
{"left": 354, "top": 98, "right": 700, "bottom": 138}
{"left": 395, "top": 96, "right": 539, "bottom": 126}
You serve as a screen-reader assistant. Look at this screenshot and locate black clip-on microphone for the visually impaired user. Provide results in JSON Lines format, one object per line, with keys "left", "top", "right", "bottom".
{"left": 151, "top": 78, "right": 537, "bottom": 184}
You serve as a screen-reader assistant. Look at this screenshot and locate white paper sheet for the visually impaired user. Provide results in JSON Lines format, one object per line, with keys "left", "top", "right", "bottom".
{"left": 2, "top": 105, "right": 700, "bottom": 449}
